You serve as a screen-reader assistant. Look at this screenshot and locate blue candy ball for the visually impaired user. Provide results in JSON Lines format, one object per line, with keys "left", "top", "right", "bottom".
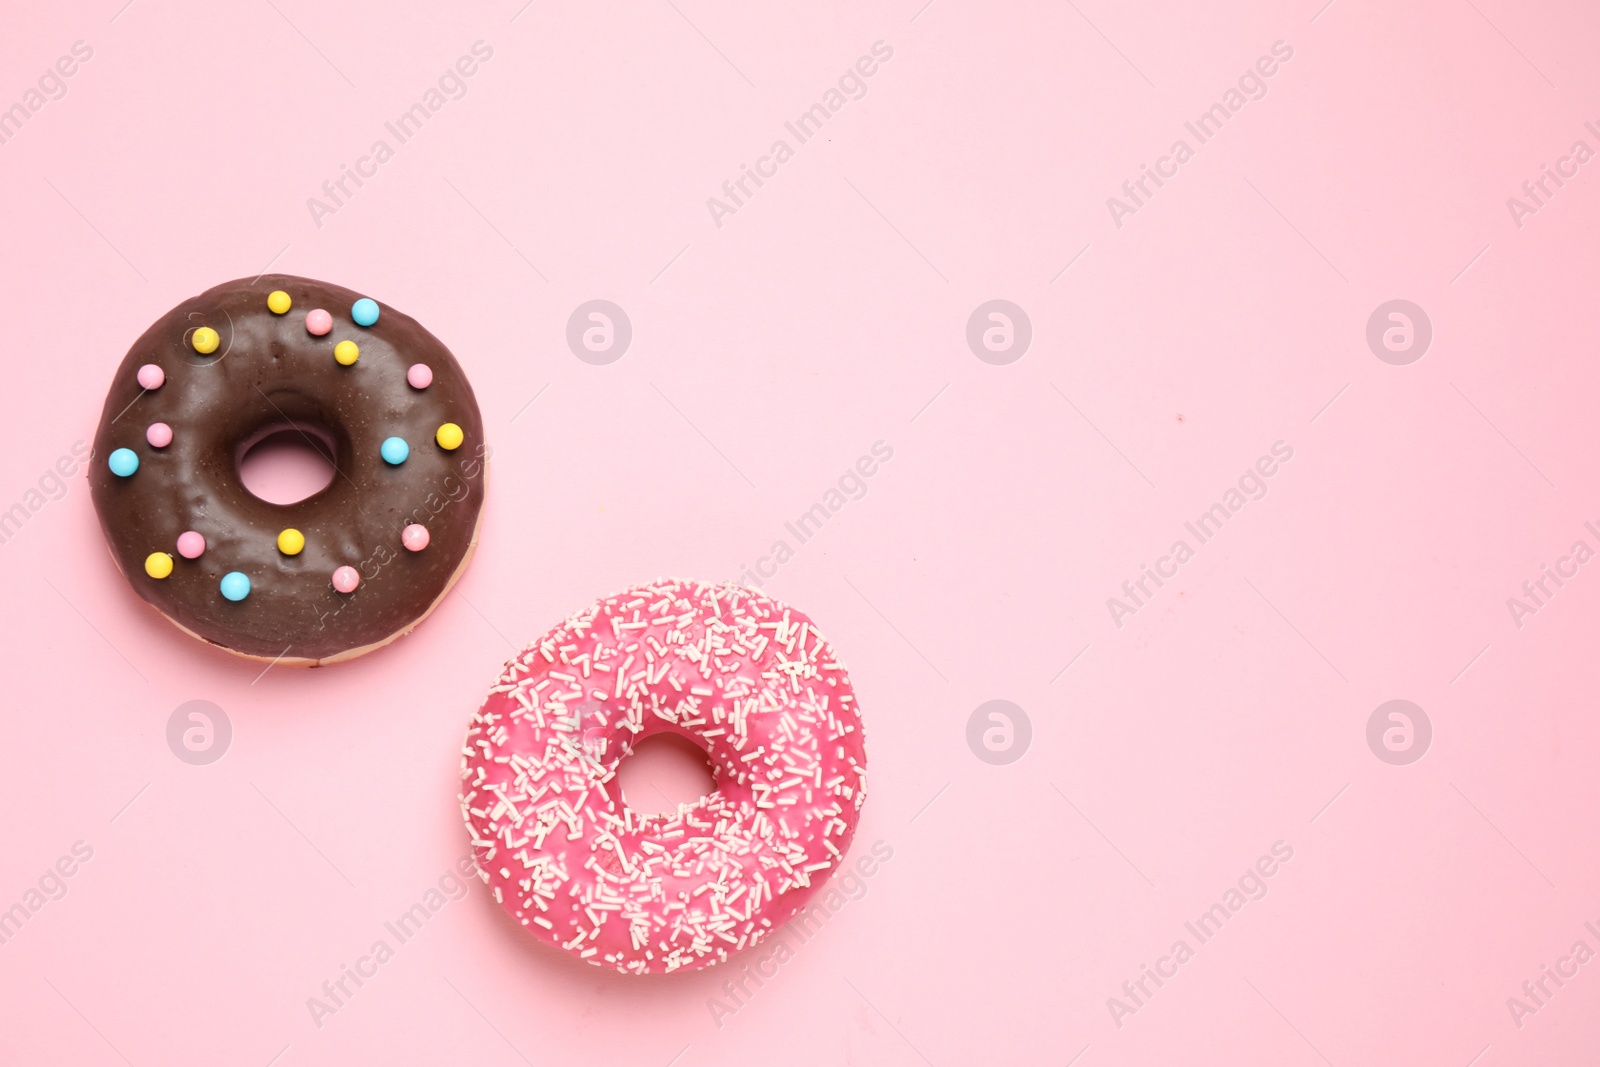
{"left": 352, "top": 298, "right": 380, "bottom": 327}
{"left": 219, "top": 571, "right": 251, "bottom": 601}
{"left": 107, "top": 448, "right": 140, "bottom": 477}
{"left": 380, "top": 436, "right": 409, "bottom": 465}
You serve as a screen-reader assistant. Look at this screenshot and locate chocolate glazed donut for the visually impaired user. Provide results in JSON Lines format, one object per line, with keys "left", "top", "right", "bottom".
{"left": 89, "top": 276, "right": 487, "bottom": 666}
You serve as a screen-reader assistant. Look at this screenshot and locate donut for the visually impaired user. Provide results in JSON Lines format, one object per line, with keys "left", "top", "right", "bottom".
{"left": 459, "top": 579, "right": 868, "bottom": 974}
{"left": 88, "top": 276, "right": 487, "bottom": 666}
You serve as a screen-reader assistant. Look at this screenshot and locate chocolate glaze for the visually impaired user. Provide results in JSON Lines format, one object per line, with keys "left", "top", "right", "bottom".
{"left": 89, "top": 276, "right": 486, "bottom": 664}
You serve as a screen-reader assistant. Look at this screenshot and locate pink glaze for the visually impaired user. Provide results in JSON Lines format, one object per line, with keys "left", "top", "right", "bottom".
{"left": 146, "top": 422, "right": 172, "bottom": 448}
{"left": 331, "top": 566, "right": 360, "bottom": 593}
{"left": 459, "top": 578, "right": 868, "bottom": 974}
{"left": 406, "top": 363, "right": 433, "bottom": 389}
{"left": 175, "top": 531, "right": 205, "bottom": 559}
{"left": 136, "top": 364, "right": 165, "bottom": 390}
{"left": 305, "top": 308, "right": 333, "bottom": 336}
{"left": 401, "top": 524, "right": 429, "bottom": 551}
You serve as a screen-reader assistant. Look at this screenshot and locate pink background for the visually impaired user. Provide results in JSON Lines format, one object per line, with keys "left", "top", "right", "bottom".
{"left": 2, "top": 0, "right": 1599, "bottom": 1063}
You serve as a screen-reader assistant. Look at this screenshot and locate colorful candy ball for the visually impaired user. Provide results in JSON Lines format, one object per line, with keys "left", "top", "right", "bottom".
{"left": 332, "top": 566, "right": 360, "bottom": 593}
{"left": 144, "top": 552, "right": 174, "bottom": 579}
{"left": 401, "top": 524, "right": 430, "bottom": 552}
{"left": 406, "top": 364, "right": 433, "bottom": 389}
{"left": 176, "top": 531, "right": 206, "bottom": 558}
{"left": 146, "top": 423, "right": 173, "bottom": 448}
{"left": 334, "top": 340, "right": 360, "bottom": 366}
{"left": 352, "top": 298, "right": 380, "bottom": 326}
{"left": 191, "top": 327, "right": 220, "bottom": 355}
{"left": 306, "top": 309, "right": 333, "bottom": 336}
{"left": 435, "top": 423, "right": 464, "bottom": 451}
{"left": 108, "top": 448, "right": 139, "bottom": 477}
{"left": 380, "top": 437, "right": 409, "bottom": 465}
{"left": 277, "top": 528, "right": 306, "bottom": 555}
{"left": 136, "top": 364, "right": 165, "bottom": 390}
{"left": 219, "top": 571, "right": 251, "bottom": 601}
{"left": 267, "top": 290, "right": 292, "bottom": 314}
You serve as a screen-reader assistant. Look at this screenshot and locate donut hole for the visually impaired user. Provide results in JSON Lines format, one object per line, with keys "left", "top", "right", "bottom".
{"left": 237, "top": 425, "right": 338, "bottom": 505}
{"left": 615, "top": 733, "right": 717, "bottom": 816}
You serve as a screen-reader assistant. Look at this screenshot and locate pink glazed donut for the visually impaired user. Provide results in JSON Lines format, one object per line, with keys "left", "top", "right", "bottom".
{"left": 459, "top": 578, "right": 868, "bottom": 974}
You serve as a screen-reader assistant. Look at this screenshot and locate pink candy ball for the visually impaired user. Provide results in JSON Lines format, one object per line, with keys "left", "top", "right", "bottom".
{"left": 406, "top": 363, "right": 433, "bottom": 389}
{"left": 305, "top": 308, "right": 333, "bottom": 336}
{"left": 137, "top": 364, "right": 165, "bottom": 390}
{"left": 401, "top": 524, "right": 430, "bottom": 552}
{"left": 146, "top": 422, "right": 173, "bottom": 448}
{"left": 176, "top": 531, "right": 205, "bottom": 559}
{"left": 332, "top": 566, "right": 361, "bottom": 594}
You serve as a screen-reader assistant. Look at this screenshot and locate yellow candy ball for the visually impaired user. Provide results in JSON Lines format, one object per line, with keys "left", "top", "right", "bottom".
{"left": 267, "top": 290, "right": 292, "bottom": 314}
{"left": 144, "top": 552, "right": 174, "bottom": 579}
{"left": 192, "top": 327, "right": 220, "bottom": 354}
{"left": 334, "top": 340, "right": 360, "bottom": 366}
{"left": 277, "top": 528, "right": 306, "bottom": 555}
{"left": 435, "top": 422, "right": 464, "bottom": 451}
